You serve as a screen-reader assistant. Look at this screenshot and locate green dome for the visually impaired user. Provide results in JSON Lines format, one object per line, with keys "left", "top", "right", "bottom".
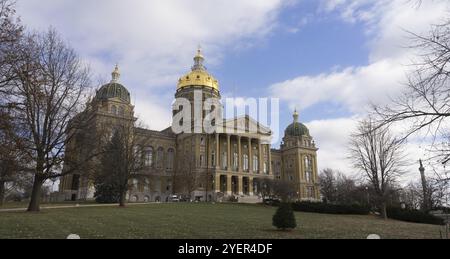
{"left": 285, "top": 109, "right": 309, "bottom": 137}
{"left": 95, "top": 65, "right": 130, "bottom": 103}
{"left": 285, "top": 122, "right": 310, "bottom": 137}
{"left": 96, "top": 82, "right": 131, "bottom": 103}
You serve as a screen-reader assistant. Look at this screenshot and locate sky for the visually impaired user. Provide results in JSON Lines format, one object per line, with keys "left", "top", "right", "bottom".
{"left": 15, "top": 0, "right": 450, "bottom": 183}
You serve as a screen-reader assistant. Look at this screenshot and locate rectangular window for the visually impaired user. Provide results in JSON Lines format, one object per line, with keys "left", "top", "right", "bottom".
{"left": 200, "top": 155, "right": 205, "bottom": 167}
{"left": 222, "top": 152, "right": 227, "bottom": 170}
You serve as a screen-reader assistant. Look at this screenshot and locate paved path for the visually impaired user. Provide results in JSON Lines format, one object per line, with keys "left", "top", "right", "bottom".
{"left": 0, "top": 202, "right": 157, "bottom": 213}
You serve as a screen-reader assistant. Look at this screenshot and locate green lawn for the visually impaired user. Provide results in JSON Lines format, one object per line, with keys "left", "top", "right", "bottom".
{"left": 0, "top": 203, "right": 443, "bottom": 239}
{"left": 0, "top": 200, "right": 97, "bottom": 209}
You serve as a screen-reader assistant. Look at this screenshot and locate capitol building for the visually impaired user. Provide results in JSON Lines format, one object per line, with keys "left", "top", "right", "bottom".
{"left": 59, "top": 49, "right": 320, "bottom": 203}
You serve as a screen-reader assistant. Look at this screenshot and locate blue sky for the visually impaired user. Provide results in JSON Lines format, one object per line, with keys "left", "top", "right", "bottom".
{"left": 15, "top": 0, "right": 450, "bottom": 180}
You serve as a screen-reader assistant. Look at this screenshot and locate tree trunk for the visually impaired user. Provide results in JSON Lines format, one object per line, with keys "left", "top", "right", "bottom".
{"left": 27, "top": 175, "right": 44, "bottom": 212}
{"left": 0, "top": 181, "right": 5, "bottom": 207}
{"left": 119, "top": 190, "right": 126, "bottom": 207}
{"left": 380, "top": 201, "right": 388, "bottom": 220}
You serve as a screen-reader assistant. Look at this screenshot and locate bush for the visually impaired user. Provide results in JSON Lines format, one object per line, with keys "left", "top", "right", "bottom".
{"left": 94, "top": 183, "right": 120, "bottom": 204}
{"left": 387, "top": 207, "right": 445, "bottom": 226}
{"left": 273, "top": 203, "right": 297, "bottom": 230}
{"left": 291, "top": 201, "right": 370, "bottom": 215}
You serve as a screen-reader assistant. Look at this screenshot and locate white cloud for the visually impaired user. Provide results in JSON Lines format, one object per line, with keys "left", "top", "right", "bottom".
{"left": 307, "top": 116, "right": 430, "bottom": 183}
{"left": 16, "top": 0, "right": 287, "bottom": 130}
{"left": 271, "top": 0, "right": 450, "bottom": 181}
{"left": 272, "top": 0, "right": 450, "bottom": 113}
{"left": 306, "top": 117, "right": 358, "bottom": 173}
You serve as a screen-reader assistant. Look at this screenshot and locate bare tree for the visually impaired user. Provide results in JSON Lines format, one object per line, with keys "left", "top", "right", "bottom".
{"left": 0, "top": 0, "right": 22, "bottom": 95}
{"left": 94, "top": 120, "right": 156, "bottom": 207}
{"left": 373, "top": 17, "right": 450, "bottom": 162}
{"left": 349, "top": 119, "right": 407, "bottom": 219}
{"left": 11, "top": 29, "right": 91, "bottom": 212}
{"left": 0, "top": 107, "right": 29, "bottom": 206}
{"left": 319, "top": 168, "right": 337, "bottom": 203}
{"left": 272, "top": 180, "right": 296, "bottom": 202}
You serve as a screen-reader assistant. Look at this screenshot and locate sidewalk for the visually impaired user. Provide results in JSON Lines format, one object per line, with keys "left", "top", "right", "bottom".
{"left": 0, "top": 202, "right": 156, "bottom": 213}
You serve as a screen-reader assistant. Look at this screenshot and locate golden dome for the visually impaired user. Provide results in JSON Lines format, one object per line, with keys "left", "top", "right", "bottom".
{"left": 177, "top": 47, "right": 219, "bottom": 91}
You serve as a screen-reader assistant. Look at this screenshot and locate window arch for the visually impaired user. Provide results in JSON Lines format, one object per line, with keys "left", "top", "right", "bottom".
{"left": 167, "top": 148, "right": 174, "bottom": 170}
{"left": 305, "top": 155, "right": 313, "bottom": 183}
{"left": 144, "top": 147, "right": 153, "bottom": 167}
{"left": 222, "top": 151, "right": 227, "bottom": 170}
{"left": 211, "top": 151, "right": 216, "bottom": 167}
{"left": 118, "top": 106, "right": 125, "bottom": 116}
{"left": 111, "top": 105, "right": 117, "bottom": 114}
{"left": 157, "top": 147, "right": 164, "bottom": 169}
{"left": 253, "top": 155, "right": 259, "bottom": 172}
{"left": 243, "top": 154, "right": 249, "bottom": 172}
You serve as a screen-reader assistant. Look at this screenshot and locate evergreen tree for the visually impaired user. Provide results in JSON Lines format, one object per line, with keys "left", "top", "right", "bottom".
{"left": 272, "top": 203, "right": 297, "bottom": 230}
{"left": 94, "top": 130, "right": 126, "bottom": 204}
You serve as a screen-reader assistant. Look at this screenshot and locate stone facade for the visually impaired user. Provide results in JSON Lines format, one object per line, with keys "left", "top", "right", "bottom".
{"left": 59, "top": 51, "right": 320, "bottom": 203}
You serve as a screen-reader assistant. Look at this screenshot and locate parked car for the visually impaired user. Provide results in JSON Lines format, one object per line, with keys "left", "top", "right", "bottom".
{"left": 169, "top": 195, "right": 180, "bottom": 202}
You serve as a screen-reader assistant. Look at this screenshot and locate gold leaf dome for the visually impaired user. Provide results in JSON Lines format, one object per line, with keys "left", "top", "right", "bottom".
{"left": 177, "top": 48, "right": 219, "bottom": 91}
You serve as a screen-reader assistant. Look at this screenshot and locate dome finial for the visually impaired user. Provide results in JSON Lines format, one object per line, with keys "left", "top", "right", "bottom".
{"left": 293, "top": 108, "right": 299, "bottom": 123}
{"left": 111, "top": 64, "right": 120, "bottom": 83}
{"left": 192, "top": 45, "right": 205, "bottom": 71}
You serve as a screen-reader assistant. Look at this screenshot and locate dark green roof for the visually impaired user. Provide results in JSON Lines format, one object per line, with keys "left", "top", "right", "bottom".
{"left": 285, "top": 122, "right": 309, "bottom": 137}
{"left": 96, "top": 82, "right": 130, "bottom": 103}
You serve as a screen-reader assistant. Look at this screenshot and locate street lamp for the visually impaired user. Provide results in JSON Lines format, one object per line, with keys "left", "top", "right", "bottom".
{"left": 365, "top": 186, "right": 370, "bottom": 207}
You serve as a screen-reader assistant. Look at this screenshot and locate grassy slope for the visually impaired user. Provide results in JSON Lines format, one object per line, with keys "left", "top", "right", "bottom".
{"left": 0, "top": 203, "right": 442, "bottom": 239}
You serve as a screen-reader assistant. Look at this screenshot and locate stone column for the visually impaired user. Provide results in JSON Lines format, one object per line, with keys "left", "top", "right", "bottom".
{"left": 313, "top": 155, "right": 318, "bottom": 183}
{"left": 268, "top": 144, "right": 272, "bottom": 175}
{"left": 249, "top": 177, "right": 254, "bottom": 196}
{"left": 258, "top": 139, "right": 263, "bottom": 174}
{"left": 227, "top": 135, "right": 231, "bottom": 171}
{"left": 226, "top": 174, "right": 232, "bottom": 195}
{"left": 215, "top": 174, "right": 221, "bottom": 193}
{"left": 238, "top": 176, "right": 243, "bottom": 195}
{"left": 237, "top": 136, "right": 242, "bottom": 172}
{"left": 248, "top": 138, "right": 252, "bottom": 173}
{"left": 215, "top": 134, "right": 220, "bottom": 169}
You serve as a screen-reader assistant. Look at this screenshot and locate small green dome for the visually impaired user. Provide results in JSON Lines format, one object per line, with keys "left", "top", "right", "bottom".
{"left": 285, "top": 122, "right": 310, "bottom": 137}
{"left": 285, "top": 109, "right": 309, "bottom": 137}
{"left": 96, "top": 82, "right": 130, "bottom": 103}
{"left": 95, "top": 65, "right": 130, "bottom": 103}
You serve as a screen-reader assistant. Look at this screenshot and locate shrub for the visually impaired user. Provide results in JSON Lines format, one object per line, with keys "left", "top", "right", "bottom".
{"left": 94, "top": 183, "right": 120, "bottom": 204}
{"left": 387, "top": 207, "right": 445, "bottom": 226}
{"left": 273, "top": 203, "right": 297, "bottom": 230}
{"left": 291, "top": 201, "right": 370, "bottom": 215}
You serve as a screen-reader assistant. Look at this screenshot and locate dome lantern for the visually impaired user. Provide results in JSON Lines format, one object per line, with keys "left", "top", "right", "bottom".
{"left": 285, "top": 109, "right": 310, "bottom": 137}
{"left": 95, "top": 65, "right": 131, "bottom": 104}
{"left": 177, "top": 48, "right": 219, "bottom": 92}
{"left": 293, "top": 108, "right": 299, "bottom": 123}
{"left": 111, "top": 64, "right": 120, "bottom": 83}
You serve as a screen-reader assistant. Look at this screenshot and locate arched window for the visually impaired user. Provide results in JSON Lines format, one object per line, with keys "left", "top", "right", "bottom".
{"left": 167, "top": 149, "right": 174, "bottom": 170}
{"left": 211, "top": 151, "right": 216, "bottom": 167}
{"left": 118, "top": 106, "right": 125, "bottom": 116}
{"left": 243, "top": 154, "right": 249, "bottom": 172}
{"left": 143, "top": 178, "right": 149, "bottom": 192}
{"left": 305, "top": 155, "right": 313, "bottom": 183}
{"left": 222, "top": 152, "right": 227, "bottom": 169}
{"left": 233, "top": 152, "right": 239, "bottom": 171}
{"left": 132, "top": 179, "right": 138, "bottom": 191}
{"left": 157, "top": 147, "right": 164, "bottom": 169}
{"left": 144, "top": 147, "right": 153, "bottom": 167}
{"left": 200, "top": 154, "right": 205, "bottom": 167}
{"left": 253, "top": 155, "right": 259, "bottom": 172}
{"left": 111, "top": 105, "right": 117, "bottom": 114}
{"left": 134, "top": 146, "right": 141, "bottom": 166}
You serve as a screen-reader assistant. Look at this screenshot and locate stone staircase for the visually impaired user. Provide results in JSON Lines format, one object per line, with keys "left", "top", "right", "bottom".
{"left": 238, "top": 195, "right": 263, "bottom": 204}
